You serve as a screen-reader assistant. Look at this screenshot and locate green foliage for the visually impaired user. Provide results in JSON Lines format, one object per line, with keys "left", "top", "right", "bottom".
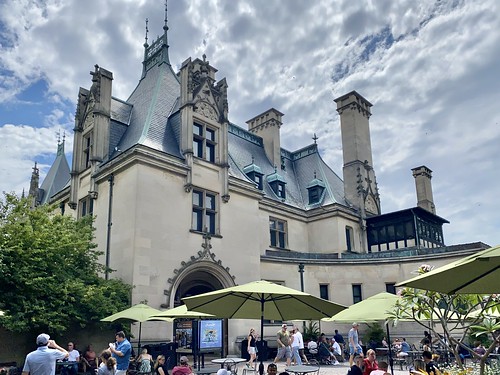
{"left": 303, "top": 320, "right": 320, "bottom": 342}
{"left": 0, "top": 193, "right": 132, "bottom": 333}
{"left": 363, "top": 322, "right": 384, "bottom": 346}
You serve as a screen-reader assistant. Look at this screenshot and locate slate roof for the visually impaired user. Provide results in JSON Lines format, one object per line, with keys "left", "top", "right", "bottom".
{"left": 39, "top": 142, "right": 70, "bottom": 204}
{"left": 42, "top": 30, "right": 348, "bottom": 211}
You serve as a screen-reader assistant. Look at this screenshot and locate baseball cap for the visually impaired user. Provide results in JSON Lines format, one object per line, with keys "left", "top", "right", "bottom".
{"left": 282, "top": 323, "right": 287, "bottom": 328}
{"left": 37, "top": 333, "right": 50, "bottom": 345}
{"left": 352, "top": 322, "right": 358, "bottom": 327}
{"left": 180, "top": 356, "right": 189, "bottom": 364}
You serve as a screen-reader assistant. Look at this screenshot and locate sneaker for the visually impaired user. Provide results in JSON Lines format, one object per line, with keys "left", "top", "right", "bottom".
{"left": 333, "top": 361, "right": 340, "bottom": 365}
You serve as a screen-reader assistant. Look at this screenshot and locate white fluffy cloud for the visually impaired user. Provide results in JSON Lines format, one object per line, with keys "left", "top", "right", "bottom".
{"left": 0, "top": 0, "right": 499, "bottom": 246}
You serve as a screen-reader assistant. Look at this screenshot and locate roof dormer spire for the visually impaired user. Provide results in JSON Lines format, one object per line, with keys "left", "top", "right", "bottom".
{"left": 144, "top": 18, "right": 149, "bottom": 48}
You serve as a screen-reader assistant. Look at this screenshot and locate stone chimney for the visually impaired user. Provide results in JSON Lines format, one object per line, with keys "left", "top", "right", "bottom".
{"left": 246, "top": 108, "right": 283, "bottom": 168}
{"left": 412, "top": 165, "right": 436, "bottom": 214}
{"left": 335, "top": 91, "right": 380, "bottom": 215}
{"left": 91, "top": 65, "right": 113, "bottom": 162}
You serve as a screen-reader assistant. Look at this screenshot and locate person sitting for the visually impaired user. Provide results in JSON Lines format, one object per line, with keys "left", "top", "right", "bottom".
{"left": 136, "top": 348, "right": 153, "bottom": 373}
{"left": 172, "top": 356, "right": 193, "bottom": 375}
{"left": 348, "top": 355, "right": 364, "bottom": 375}
{"left": 97, "top": 350, "right": 117, "bottom": 375}
{"left": 330, "top": 338, "right": 342, "bottom": 364}
{"left": 363, "top": 349, "right": 378, "bottom": 375}
{"left": 317, "top": 336, "right": 333, "bottom": 364}
{"left": 153, "top": 355, "right": 166, "bottom": 375}
{"left": 61, "top": 342, "right": 80, "bottom": 375}
{"left": 307, "top": 339, "right": 318, "bottom": 356}
{"left": 397, "top": 338, "right": 411, "bottom": 357}
{"left": 82, "top": 344, "right": 98, "bottom": 374}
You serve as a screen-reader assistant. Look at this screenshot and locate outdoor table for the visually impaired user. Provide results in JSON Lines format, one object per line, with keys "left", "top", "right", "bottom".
{"left": 56, "top": 361, "right": 79, "bottom": 374}
{"left": 211, "top": 358, "right": 246, "bottom": 368}
{"left": 285, "top": 365, "right": 319, "bottom": 375}
{"left": 375, "top": 348, "right": 389, "bottom": 360}
{"left": 194, "top": 366, "right": 220, "bottom": 375}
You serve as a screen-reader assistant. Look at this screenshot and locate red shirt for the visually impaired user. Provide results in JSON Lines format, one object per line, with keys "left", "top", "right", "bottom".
{"left": 363, "top": 358, "right": 378, "bottom": 375}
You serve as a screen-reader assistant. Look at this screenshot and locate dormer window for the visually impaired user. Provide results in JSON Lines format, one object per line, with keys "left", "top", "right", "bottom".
{"left": 193, "top": 122, "right": 217, "bottom": 163}
{"left": 243, "top": 158, "right": 264, "bottom": 190}
{"left": 306, "top": 172, "right": 325, "bottom": 205}
{"left": 267, "top": 167, "right": 286, "bottom": 199}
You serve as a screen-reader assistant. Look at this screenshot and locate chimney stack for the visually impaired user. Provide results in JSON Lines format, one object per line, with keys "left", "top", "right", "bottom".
{"left": 247, "top": 108, "right": 283, "bottom": 168}
{"left": 412, "top": 165, "right": 436, "bottom": 214}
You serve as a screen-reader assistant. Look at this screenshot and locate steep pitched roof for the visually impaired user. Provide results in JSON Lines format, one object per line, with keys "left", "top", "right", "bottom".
{"left": 39, "top": 142, "right": 70, "bottom": 204}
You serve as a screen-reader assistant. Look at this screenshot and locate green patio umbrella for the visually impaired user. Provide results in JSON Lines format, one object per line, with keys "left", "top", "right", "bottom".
{"left": 101, "top": 303, "right": 173, "bottom": 351}
{"left": 151, "top": 304, "right": 215, "bottom": 319}
{"left": 396, "top": 245, "right": 500, "bottom": 294}
{"left": 183, "top": 280, "right": 346, "bottom": 375}
{"left": 322, "top": 292, "right": 400, "bottom": 375}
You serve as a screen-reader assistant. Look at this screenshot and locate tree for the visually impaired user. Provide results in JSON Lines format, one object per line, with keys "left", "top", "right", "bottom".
{"left": 392, "top": 264, "right": 499, "bottom": 375}
{"left": 0, "top": 193, "right": 132, "bottom": 333}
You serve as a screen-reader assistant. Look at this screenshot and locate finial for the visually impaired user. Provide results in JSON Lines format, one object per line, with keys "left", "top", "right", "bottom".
{"left": 312, "top": 133, "right": 318, "bottom": 144}
{"left": 56, "top": 129, "right": 61, "bottom": 145}
{"left": 203, "top": 53, "right": 207, "bottom": 62}
{"left": 251, "top": 155, "right": 255, "bottom": 164}
{"left": 274, "top": 165, "right": 277, "bottom": 173}
{"left": 144, "top": 18, "right": 149, "bottom": 47}
{"left": 163, "top": 0, "right": 169, "bottom": 32}
{"left": 314, "top": 170, "right": 317, "bottom": 179}
{"left": 63, "top": 130, "right": 66, "bottom": 144}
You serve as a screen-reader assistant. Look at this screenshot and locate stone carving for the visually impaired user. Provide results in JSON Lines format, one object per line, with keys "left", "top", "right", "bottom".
{"left": 194, "top": 100, "right": 218, "bottom": 121}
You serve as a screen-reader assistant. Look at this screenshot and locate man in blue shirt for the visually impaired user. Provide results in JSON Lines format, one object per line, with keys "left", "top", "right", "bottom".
{"left": 109, "top": 331, "right": 131, "bottom": 375}
{"left": 348, "top": 323, "right": 363, "bottom": 366}
{"left": 22, "top": 333, "right": 69, "bottom": 375}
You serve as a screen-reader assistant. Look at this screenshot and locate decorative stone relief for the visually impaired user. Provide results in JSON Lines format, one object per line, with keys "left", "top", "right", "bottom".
{"left": 194, "top": 101, "right": 218, "bottom": 122}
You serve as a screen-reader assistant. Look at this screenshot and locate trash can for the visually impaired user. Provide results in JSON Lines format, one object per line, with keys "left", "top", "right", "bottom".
{"left": 256, "top": 340, "right": 268, "bottom": 361}
{"left": 240, "top": 339, "right": 250, "bottom": 360}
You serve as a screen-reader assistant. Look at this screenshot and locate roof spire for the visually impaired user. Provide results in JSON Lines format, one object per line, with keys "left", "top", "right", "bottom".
{"left": 312, "top": 133, "right": 318, "bottom": 144}
{"left": 163, "top": 0, "right": 169, "bottom": 47}
{"left": 144, "top": 18, "right": 149, "bottom": 47}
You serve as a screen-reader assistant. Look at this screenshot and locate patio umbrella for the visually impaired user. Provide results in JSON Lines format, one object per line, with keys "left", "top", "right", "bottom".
{"left": 101, "top": 303, "right": 173, "bottom": 351}
{"left": 396, "top": 244, "right": 500, "bottom": 294}
{"left": 182, "top": 280, "right": 345, "bottom": 375}
{"left": 151, "top": 304, "right": 215, "bottom": 319}
{"left": 323, "top": 292, "right": 400, "bottom": 375}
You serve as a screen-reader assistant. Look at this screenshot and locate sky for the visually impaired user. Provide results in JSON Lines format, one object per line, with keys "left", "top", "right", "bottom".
{"left": 0, "top": 0, "right": 499, "bottom": 247}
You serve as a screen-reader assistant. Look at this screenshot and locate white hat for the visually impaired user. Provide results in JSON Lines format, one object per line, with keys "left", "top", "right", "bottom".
{"left": 37, "top": 333, "right": 50, "bottom": 345}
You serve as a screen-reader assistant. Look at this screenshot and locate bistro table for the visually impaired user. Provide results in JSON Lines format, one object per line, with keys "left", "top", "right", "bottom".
{"left": 194, "top": 366, "right": 221, "bottom": 375}
{"left": 211, "top": 358, "right": 247, "bottom": 369}
{"left": 56, "top": 361, "right": 79, "bottom": 375}
{"left": 285, "top": 365, "right": 319, "bottom": 375}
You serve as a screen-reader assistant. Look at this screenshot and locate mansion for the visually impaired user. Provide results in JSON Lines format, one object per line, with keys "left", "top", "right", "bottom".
{"left": 29, "top": 8, "right": 487, "bottom": 350}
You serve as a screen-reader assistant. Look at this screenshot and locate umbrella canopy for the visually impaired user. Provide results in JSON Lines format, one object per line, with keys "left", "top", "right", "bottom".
{"left": 101, "top": 303, "right": 172, "bottom": 350}
{"left": 396, "top": 245, "right": 500, "bottom": 294}
{"left": 183, "top": 280, "right": 345, "bottom": 375}
{"left": 322, "top": 292, "right": 399, "bottom": 323}
{"left": 152, "top": 304, "right": 215, "bottom": 319}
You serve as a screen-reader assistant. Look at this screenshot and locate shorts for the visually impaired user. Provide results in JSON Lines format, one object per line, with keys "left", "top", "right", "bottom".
{"left": 276, "top": 345, "right": 292, "bottom": 359}
{"left": 349, "top": 344, "right": 362, "bottom": 355}
{"left": 248, "top": 347, "right": 256, "bottom": 355}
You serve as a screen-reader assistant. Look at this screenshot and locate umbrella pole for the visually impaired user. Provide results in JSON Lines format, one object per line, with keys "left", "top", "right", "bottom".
{"left": 259, "top": 298, "right": 264, "bottom": 375}
{"left": 385, "top": 322, "right": 394, "bottom": 375}
{"left": 138, "top": 322, "right": 142, "bottom": 354}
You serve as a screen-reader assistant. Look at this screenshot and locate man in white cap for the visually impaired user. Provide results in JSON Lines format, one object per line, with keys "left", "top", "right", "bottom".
{"left": 273, "top": 323, "right": 291, "bottom": 366}
{"left": 22, "top": 333, "right": 69, "bottom": 375}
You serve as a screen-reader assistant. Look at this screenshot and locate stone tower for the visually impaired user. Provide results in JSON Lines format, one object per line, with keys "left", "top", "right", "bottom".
{"left": 335, "top": 91, "right": 380, "bottom": 217}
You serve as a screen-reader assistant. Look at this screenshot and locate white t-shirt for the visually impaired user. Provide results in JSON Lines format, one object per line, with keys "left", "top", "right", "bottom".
{"left": 291, "top": 333, "right": 300, "bottom": 348}
{"left": 68, "top": 349, "right": 80, "bottom": 362}
{"left": 331, "top": 341, "right": 342, "bottom": 356}
{"left": 295, "top": 331, "right": 304, "bottom": 349}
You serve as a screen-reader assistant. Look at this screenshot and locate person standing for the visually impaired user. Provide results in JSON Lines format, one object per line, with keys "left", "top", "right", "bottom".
{"left": 22, "top": 333, "right": 69, "bottom": 375}
{"left": 290, "top": 328, "right": 302, "bottom": 365}
{"left": 348, "top": 323, "right": 363, "bottom": 366}
{"left": 108, "top": 331, "right": 132, "bottom": 375}
{"left": 293, "top": 326, "right": 308, "bottom": 364}
{"left": 274, "top": 324, "right": 291, "bottom": 366}
{"left": 246, "top": 328, "right": 257, "bottom": 368}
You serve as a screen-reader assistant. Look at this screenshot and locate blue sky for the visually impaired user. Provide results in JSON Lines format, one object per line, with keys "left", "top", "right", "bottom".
{"left": 1, "top": 0, "right": 499, "bottom": 247}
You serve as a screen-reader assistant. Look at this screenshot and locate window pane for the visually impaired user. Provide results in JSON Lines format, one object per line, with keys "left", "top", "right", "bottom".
{"left": 193, "top": 138, "right": 203, "bottom": 158}
{"left": 193, "top": 123, "right": 203, "bottom": 136}
{"left": 206, "top": 128, "right": 215, "bottom": 141}
{"left": 270, "top": 231, "right": 277, "bottom": 247}
{"left": 206, "top": 212, "right": 215, "bottom": 234}
{"left": 193, "top": 191, "right": 202, "bottom": 206}
{"left": 352, "top": 284, "right": 362, "bottom": 303}
{"left": 277, "top": 221, "right": 285, "bottom": 232}
{"left": 319, "top": 285, "right": 329, "bottom": 300}
{"left": 192, "top": 210, "right": 203, "bottom": 231}
{"left": 386, "top": 283, "right": 396, "bottom": 295}
{"left": 270, "top": 220, "right": 276, "bottom": 229}
{"left": 278, "top": 232, "right": 285, "bottom": 247}
{"left": 206, "top": 143, "right": 215, "bottom": 162}
{"left": 205, "top": 194, "right": 215, "bottom": 210}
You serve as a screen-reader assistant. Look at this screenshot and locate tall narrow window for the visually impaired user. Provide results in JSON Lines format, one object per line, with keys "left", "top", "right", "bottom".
{"left": 193, "top": 122, "right": 217, "bottom": 163}
{"left": 192, "top": 189, "right": 217, "bottom": 234}
{"left": 269, "top": 217, "right": 287, "bottom": 248}
{"left": 319, "top": 284, "right": 329, "bottom": 300}
{"left": 82, "top": 132, "right": 92, "bottom": 169}
{"left": 352, "top": 284, "right": 362, "bottom": 304}
{"left": 346, "top": 226, "right": 354, "bottom": 251}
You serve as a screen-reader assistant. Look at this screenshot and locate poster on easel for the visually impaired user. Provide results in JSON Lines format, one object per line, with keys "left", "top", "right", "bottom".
{"left": 198, "top": 320, "right": 223, "bottom": 352}
{"left": 175, "top": 320, "right": 193, "bottom": 348}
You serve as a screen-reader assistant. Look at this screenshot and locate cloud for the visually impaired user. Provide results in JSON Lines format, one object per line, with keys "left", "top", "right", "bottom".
{"left": 0, "top": 0, "right": 499, "bottom": 246}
